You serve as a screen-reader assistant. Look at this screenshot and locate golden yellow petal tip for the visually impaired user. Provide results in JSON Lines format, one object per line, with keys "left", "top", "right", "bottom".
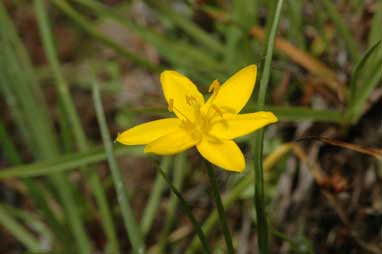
{"left": 237, "top": 162, "right": 246, "bottom": 173}
{"left": 243, "top": 64, "right": 257, "bottom": 72}
{"left": 270, "top": 112, "right": 279, "bottom": 123}
{"left": 221, "top": 160, "right": 245, "bottom": 173}
{"left": 115, "top": 133, "right": 120, "bottom": 143}
{"left": 143, "top": 145, "right": 152, "bottom": 154}
{"left": 115, "top": 132, "right": 126, "bottom": 144}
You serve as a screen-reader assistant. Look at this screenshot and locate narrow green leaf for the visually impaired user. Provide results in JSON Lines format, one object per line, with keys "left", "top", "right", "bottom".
{"left": 141, "top": 156, "right": 173, "bottom": 236}
{"left": 253, "top": 1, "right": 284, "bottom": 253}
{"left": 51, "top": 0, "right": 159, "bottom": 72}
{"left": 152, "top": 159, "right": 211, "bottom": 254}
{"left": 348, "top": 40, "right": 381, "bottom": 106}
{"left": 149, "top": 1, "right": 225, "bottom": 53}
{"left": 0, "top": 3, "right": 91, "bottom": 252}
{"left": 205, "top": 162, "right": 234, "bottom": 254}
{"left": 368, "top": 1, "right": 382, "bottom": 48}
{"left": 286, "top": 0, "right": 305, "bottom": 50}
{"left": 34, "top": 1, "right": 120, "bottom": 252}
{"left": 158, "top": 154, "right": 188, "bottom": 252}
{"left": 0, "top": 146, "right": 142, "bottom": 179}
{"left": 348, "top": 59, "right": 382, "bottom": 122}
{"left": 0, "top": 205, "right": 42, "bottom": 252}
{"left": 253, "top": 106, "right": 343, "bottom": 123}
{"left": 188, "top": 144, "right": 292, "bottom": 252}
{"left": 320, "top": 0, "right": 359, "bottom": 60}
{"left": 0, "top": 119, "right": 21, "bottom": 165}
{"left": 91, "top": 70, "right": 145, "bottom": 254}
{"left": 73, "top": 0, "right": 224, "bottom": 82}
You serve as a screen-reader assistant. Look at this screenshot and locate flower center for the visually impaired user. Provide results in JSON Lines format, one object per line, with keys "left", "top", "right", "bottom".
{"left": 167, "top": 80, "right": 224, "bottom": 140}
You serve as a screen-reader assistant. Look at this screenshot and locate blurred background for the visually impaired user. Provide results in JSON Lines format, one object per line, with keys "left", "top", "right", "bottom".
{"left": 0, "top": 0, "right": 381, "bottom": 253}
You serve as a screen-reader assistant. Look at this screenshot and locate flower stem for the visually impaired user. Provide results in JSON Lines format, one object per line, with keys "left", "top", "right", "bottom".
{"left": 205, "top": 161, "right": 234, "bottom": 254}
{"left": 152, "top": 159, "right": 211, "bottom": 254}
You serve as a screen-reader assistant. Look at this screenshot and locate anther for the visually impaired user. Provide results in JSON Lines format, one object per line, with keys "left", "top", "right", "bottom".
{"left": 168, "top": 99, "right": 174, "bottom": 112}
{"left": 186, "top": 95, "right": 197, "bottom": 106}
{"left": 167, "top": 98, "right": 192, "bottom": 123}
{"left": 208, "top": 80, "right": 221, "bottom": 95}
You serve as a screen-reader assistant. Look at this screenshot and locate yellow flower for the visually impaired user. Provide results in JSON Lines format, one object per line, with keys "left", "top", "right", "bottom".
{"left": 117, "top": 65, "right": 278, "bottom": 172}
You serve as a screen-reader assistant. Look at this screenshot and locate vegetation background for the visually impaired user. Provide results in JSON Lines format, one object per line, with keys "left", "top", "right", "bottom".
{"left": 0, "top": 0, "right": 381, "bottom": 253}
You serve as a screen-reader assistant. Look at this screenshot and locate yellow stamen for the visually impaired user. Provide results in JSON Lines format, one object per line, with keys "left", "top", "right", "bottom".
{"left": 212, "top": 104, "right": 223, "bottom": 117}
{"left": 208, "top": 80, "right": 221, "bottom": 96}
{"left": 168, "top": 98, "right": 192, "bottom": 123}
{"left": 168, "top": 98, "right": 174, "bottom": 112}
{"left": 186, "top": 95, "right": 197, "bottom": 106}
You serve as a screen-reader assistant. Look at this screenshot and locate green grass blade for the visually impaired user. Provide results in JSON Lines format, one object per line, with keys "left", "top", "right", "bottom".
{"left": 367, "top": 1, "right": 382, "bottom": 47}
{"left": 89, "top": 174, "right": 120, "bottom": 254}
{"left": 152, "top": 158, "right": 211, "bottom": 254}
{"left": 148, "top": 1, "right": 225, "bottom": 53}
{"left": 4, "top": 205, "right": 55, "bottom": 246}
{"left": 205, "top": 162, "right": 234, "bottom": 254}
{"left": 348, "top": 59, "right": 382, "bottom": 123}
{"left": 0, "top": 205, "right": 42, "bottom": 252}
{"left": 232, "top": 0, "right": 258, "bottom": 29}
{"left": 91, "top": 71, "right": 145, "bottom": 254}
{"left": 348, "top": 40, "right": 381, "bottom": 107}
{"left": 251, "top": 105, "right": 343, "bottom": 123}
{"left": 34, "top": 0, "right": 87, "bottom": 151}
{"left": 320, "top": 0, "right": 359, "bottom": 60}
{"left": 51, "top": 0, "right": 159, "bottom": 72}
{"left": 253, "top": 1, "right": 284, "bottom": 253}
{"left": 188, "top": 144, "right": 292, "bottom": 252}
{"left": 34, "top": 1, "right": 119, "bottom": 252}
{"left": 0, "top": 4, "right": 91, "bottom": 253}
{"left": 158, "top": 154, "right": 188, "bottom": 252}
{"left": 0, "top": 119, "right": 69, "bottom": 250}
{"left": 141, "top": 156, "right": 172, "bottom": 236}
{"left": 224, "top": 26, "right": 245, "bottom": 69}
{"left": 51, "top": 176, "right": 92, "bottom": 254}
{"left": 0, "top": 119, "right": 21, "bottom": 165}
{"left": 286, "top": 0, "right": 305, "bottom": 50}
{"left": 0, "top": 146, "right": 142, "bottom": 179}
{"left": 73, "top": 0, "right": 224, "bottom": 82}
{"left": 0, "top": 119, "right": 72, "bottom": 248}
{"left": 0, "top": 73, "right": 34, "bottom": 150}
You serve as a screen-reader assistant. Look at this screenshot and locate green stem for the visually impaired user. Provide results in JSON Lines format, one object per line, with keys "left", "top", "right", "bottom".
{"left": 158, "top": 154, "right": 187, "bottom": 252}
{"left": 254, "top": 131, "right": 268, "bottom": 253}
{"left": 205, "top": 162, "right": 234, "bottom": 254}
{"left": 141, "top": 157, "right": 172, "bottom": 236}
{"left": 188, "top": 144, "right": 292, "bottom": 253}
{"left": 152, "top": 159, "right": 211, "bottom": 254}
{"left": 254, "top": 1, "right": 284, "bottom": 254}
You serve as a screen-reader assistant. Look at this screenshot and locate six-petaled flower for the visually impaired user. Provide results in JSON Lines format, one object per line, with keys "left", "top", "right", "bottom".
{"left": 117, "top": 65, "right": 278, "bottom": 172}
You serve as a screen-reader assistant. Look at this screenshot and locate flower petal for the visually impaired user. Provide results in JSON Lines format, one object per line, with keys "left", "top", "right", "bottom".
{"left": 116, "top": 118, "right": 181, "bottom": 145}
{"left": 161, "top": 70, "right": 204, "bottom": 121}
{"left": 144, "top": 128, "right": 199, "bottom": 155}
{"left": 196, "top": 137, "right": 245, "bottom": 172}
{"left": 210, "top": 112, "right": 278, "bottom": 139}
{"left": 207, "top": 65, "right": 257, "bottom": 114}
